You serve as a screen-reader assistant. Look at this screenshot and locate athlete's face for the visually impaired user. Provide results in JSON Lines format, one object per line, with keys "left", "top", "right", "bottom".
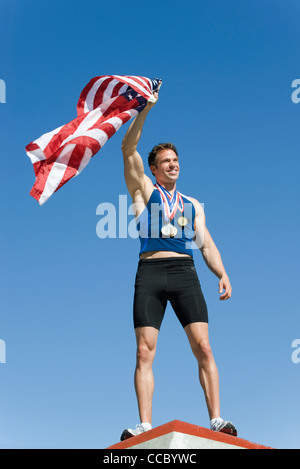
{"left": 151, "top": 149, "right": 180, "bottom": 185}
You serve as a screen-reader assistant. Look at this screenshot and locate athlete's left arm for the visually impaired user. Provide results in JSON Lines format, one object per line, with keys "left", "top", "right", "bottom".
{"left": 189, "top": 197, "right": 232, "bottom": 301}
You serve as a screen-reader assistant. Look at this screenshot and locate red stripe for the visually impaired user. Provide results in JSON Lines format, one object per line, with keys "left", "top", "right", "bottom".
{"left": 28, "top": 76, "right": 151, "bottom": 204}
{"left": 26, "top": 142, "right": 39, "bottom": 152}
{"left": 178, "top": 193, "right": 184, "bottom": 212}
{"left": 93, "top": 77, "right": 113, "bottom": 110}
{"left": 144, "top": 77, "right": 153, "bottom": 90}
{"left": 89, "top": 111, "right": 133, "bottom": 133}
{"left": 33, "top": 96, "right": 137, "bottom": 186}
{"left": 77, "top": 76, "right": 125, "bottom": 115}
{"left": 110, "top": 81, "right": 127, "bottom": 99}
{"left": 93, "top": 110, "right": 138, "bottom": 138}
{"left": 106, "top": 76, "right": 151, "bottom": 100}
{"left": 129, "top": 76, "right": 152, "bottom": 92}
{"left": 78, "top": 76, "right": 151, "bottom": 116}
{"left": 61, "top": 135, "right": 101, "bottom": 152}
{"left": 78, "top": 75, "right": 152, "bottom": 113}
{"left": 101, "top": 96, "right": 143, "bottom": 121}
{"left": 31, "top": 107, "right": 131, "bottom": 200}
{"left": 77, "top": 76, "right": 105, "bottom": 115}
{"left": 30, "top": 136, "right": 101, "bottom": 202}
{"left": 42, "top": 112, "right": 87, "bottom": 159}
{"left": 29, "top": 159, "right": 56, "bottom": 201}
{"left": 97, "top": 122, "right": 117, "bottom": 139}
{"left": 41, "top": 89, "right": 137, "bottom": 161}
{"left": 26, "top": 142, "right": 43, "bottom": 176}
{"left": 32, "top": 160, "right": 45, "bottom": 177}
{"left": 121, "top": 77, "right": 151, "bottom": 99}
{"left": 115, "top": 111, "right": 133, "bottom": 125}
{"left": 54, "top": 143, "right": 87, "bottom": 193}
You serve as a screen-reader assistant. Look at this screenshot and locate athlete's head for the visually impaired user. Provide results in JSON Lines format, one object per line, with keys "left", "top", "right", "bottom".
{"left": 148, "top": 143, "right": 180, "bottom": 184}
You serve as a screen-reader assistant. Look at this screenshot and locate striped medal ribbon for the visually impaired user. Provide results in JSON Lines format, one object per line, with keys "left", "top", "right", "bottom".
{"left": 155, "top": 183, "right": 184, "bottom": 237}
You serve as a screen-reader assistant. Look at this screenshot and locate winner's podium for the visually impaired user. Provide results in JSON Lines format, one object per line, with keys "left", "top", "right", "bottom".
{"left": 107, "top": 420, "right": 273, "bottom": 450}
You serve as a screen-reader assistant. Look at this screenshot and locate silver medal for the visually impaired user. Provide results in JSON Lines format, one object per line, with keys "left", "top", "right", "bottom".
{"left": 161, "top": 223, "right": 173, "bottom": 237}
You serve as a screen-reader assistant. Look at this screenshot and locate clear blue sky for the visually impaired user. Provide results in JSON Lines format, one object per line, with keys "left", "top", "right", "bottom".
{"left": 0, "top": 0, "right": 299, "bottom": 449}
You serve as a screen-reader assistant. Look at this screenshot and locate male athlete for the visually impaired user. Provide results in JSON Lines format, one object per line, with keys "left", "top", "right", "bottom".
{"left": 120, "top": 88, "right": 237, "bottom": 440}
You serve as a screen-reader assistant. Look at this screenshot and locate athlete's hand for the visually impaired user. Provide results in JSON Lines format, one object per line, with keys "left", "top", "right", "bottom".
{"left": 147, "top": 90, "right": 159, "bottom": 108}
{"left": 146, "top": 81, "right": 161, "bottom": 108}
{"left": 219, "top": 274, "right": 232, "bottom": 301}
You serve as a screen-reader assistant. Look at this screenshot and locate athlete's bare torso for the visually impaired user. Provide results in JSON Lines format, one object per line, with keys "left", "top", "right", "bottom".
{"left": 139, "top": 250, "right": 191, "bottom": 259}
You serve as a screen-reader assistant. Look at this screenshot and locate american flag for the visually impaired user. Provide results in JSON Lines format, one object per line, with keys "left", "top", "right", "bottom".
{"left": 26, "top": 75, "right": 161, "bottom": 205}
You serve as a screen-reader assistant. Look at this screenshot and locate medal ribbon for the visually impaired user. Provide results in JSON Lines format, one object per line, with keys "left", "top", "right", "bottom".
{"left": 178, "top": 193, "right": 184, "bottom": 214}
{"left": 155, "top": 183, "right": 184, "bottom": 221}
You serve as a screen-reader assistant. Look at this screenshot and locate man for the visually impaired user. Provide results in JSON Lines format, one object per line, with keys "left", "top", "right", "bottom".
{"left": 120, "top": 89, "right": 237, "bottom": 441}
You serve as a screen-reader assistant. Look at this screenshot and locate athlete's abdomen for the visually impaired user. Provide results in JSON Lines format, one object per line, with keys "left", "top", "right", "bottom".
{"left": 139, "top": 250, "right": 192, "bottom": 260}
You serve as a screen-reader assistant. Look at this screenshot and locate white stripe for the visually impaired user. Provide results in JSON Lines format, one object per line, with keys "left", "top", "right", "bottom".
{"left": 60, "top": 99, "right": 116, "bottom": 146}
{"left": 118, "top": 83, "right": 129, "bottom": 95}
{"left": 76, "top": 147, "right": 93, "bottom": 175}
{"left": 37, "top": 93, "right": 140, "bottom": 205}
{"left": 56, "top": 113, "right": 138, "bottom": 183}
{"left": 128, "top": 76, "right": 153, "bottom": 94}
{"left": 39, "top": 143, "right": 76, "bottom": 205}
{"left": 155, "top": 184, "right": 171, "bottom": 218}
{"left": 61, "top": 106, "right": 139, "bottom": 148}
{"left": 84, "top": 79, "right": 130, "bottom": 113}
{"left": 35, "top": 108, "right": 138, "bottom": 193}
{"left": 103, "top": 79, "right": 127, "bottom": 101}
{"left": 104, "top": 116, "right": 123, "bottom": 131}
{"left": 112, "top": 75, "right": 151, "bottom": 98}
{"left": 80, "top": 128, "right": 109, "bottom": 146}
{"left": 155, "top": 184, "right": 181, "bottom": 220}
{"left": 178, "top": 193, "right": 184, "bottom": 213}
{"left": 26, "top": 124, "right": 64, "bottom": 164}
{"left": 35, "top": 125, "right": 64, "bottom": 150}
{"left": 124, "top": 109, "right": 139, "bottom": 118}
{"left": 84, "top": 76, "right": 111, "bottom": 113}
{"left": 26, "top": 147, "right": 46, "bottom": 165}
{"left": 134, "top": 76, "right": 152, "bottom": 90}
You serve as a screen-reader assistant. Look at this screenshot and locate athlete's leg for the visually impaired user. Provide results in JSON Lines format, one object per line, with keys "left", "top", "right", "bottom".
{"left": 134, "top": 326, "right": 159, "bottom": 425}
{"left": 184, "top": 322, "right": 220, "bottom": 420}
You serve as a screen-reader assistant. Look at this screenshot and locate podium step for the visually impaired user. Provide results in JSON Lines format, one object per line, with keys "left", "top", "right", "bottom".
{"left": 107, "top": 420, "right": 273, "bottom": 450}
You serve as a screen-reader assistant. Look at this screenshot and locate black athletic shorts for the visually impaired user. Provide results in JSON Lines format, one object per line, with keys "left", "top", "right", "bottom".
{"left": 133, "top": 257, "right": 208, "bottom": 330}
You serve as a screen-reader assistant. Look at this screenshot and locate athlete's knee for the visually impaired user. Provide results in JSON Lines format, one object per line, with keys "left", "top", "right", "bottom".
{"left": 136, "top": 342, "right": 156, "bottom": 367}
{"left": 192, "top": 339, "right": 213, "bottom": 363}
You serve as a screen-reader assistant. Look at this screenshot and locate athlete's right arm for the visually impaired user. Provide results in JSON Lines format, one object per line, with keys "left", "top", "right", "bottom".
{"left": 121, "top": 93, "right": 158, "bottom": 200}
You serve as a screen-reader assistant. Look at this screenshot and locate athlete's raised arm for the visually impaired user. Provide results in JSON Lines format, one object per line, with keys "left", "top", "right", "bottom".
{"left": 121, "top": 92, "right": 158, "bottom": 201}
{"left": 190, "top": 197, "right": 232, "bottom": 301}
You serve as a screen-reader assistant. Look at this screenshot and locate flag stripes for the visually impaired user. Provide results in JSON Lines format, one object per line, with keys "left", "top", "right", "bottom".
{"left": 26, "top": 75, "right": 160, "bottom": 205}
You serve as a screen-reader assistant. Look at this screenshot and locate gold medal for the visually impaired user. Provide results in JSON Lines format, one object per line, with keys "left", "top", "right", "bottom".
{"left": 177, "top": 216, "right": 188, "bottom": 227}
{"left": 170, "top": 225, "right": 178, "bottom": 237}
